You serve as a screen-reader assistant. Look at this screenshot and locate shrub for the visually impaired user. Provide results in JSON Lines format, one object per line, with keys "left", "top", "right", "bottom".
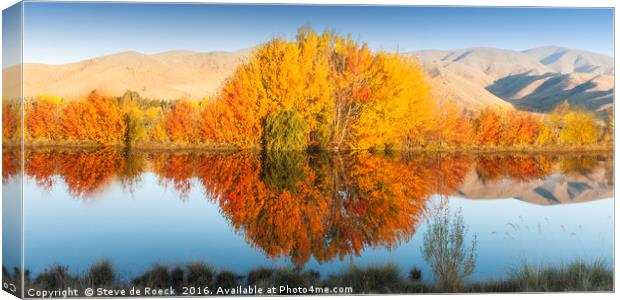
{"left": 263, "top": 108, "right": 308, "bottom": 151}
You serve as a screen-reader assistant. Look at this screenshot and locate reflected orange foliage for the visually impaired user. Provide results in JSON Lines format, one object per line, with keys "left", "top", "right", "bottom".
{"left": 25, "top": 151, "right": 57, "bottom": 189}
{"left": 193, "top": 152, "right": 476, "bottom": 266}
{"left": 153, "top": 153, "right": 196, "bottom": 198}
{"left": 2, "top": 150, "right": 19, "bottom": 183}
{"left": 20, "top": 149, "right": 125, "bottom": 198}
{"left": 475, "top": 156, "right": 554, "bottom": 182}
{"left": 56, "top": 149, "right": 124, "bottom": 198}
{"left": 12, "top": 149, "right": 610, "bottom": 267}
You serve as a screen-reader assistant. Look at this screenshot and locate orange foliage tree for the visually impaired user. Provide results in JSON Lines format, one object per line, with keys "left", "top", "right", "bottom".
{"left": 200, "top": 28, "right": 435, "bottom": 150}
{"left": 60, "top": 91, "right": 126, "bottom": 145}
{"left": 2, "top": 101, "right": 19, "bottom": 142}
{"left": 474, "top": 109, "right": 503, "bottom": 146}
{"left": 81, "top": 91, "right": 126, "bottom": 145}
{"left": 61, "top": 100, "right": 87, "bottom": 140}
{"left": 431, "top": 101, "right": 473, "bottom": 147}
{"left": 502, "top": 110, "right": 542, "bottom": 146}
{"left": 26, "top": 96, "right": 63, "bottom": 140}
{"left": 166, "top": 100, "right": 198, "bottom": 143}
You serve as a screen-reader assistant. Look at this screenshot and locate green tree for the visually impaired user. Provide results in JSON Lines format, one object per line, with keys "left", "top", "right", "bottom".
{"left": 119, "top": 90, "right": 142, "bottom": 107}
{"left": 263, "top": 108, "right": 308, "bottom": 151}
{"left": 125, "top": 107, "right": 147, "bottom": 147}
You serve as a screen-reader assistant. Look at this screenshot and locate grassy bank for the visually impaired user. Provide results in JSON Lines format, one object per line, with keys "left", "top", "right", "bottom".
{"left": 4, "top": 259, "right": 612, "bottom": 295}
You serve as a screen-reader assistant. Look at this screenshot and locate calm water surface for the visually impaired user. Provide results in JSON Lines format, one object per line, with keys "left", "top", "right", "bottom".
{"left": 2, "top": 149, "right": 614, "bottom": 283}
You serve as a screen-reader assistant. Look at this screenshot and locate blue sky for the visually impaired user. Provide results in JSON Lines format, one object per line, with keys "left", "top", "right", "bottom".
{"left": 20, "top": 3, "right": 614, "bottom": 64}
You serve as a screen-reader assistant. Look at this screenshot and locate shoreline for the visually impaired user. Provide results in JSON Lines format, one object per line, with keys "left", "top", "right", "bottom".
{"left": 1, "top": 142, "right": 613, "bottom": 154}
{"left": 4, "top": 259, "right": 613, "bottom": 295}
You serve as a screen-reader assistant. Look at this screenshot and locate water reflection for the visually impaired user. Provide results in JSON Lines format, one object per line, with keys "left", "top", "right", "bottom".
{"left": 3, "top": 149, "right": 614, "bottom": 270}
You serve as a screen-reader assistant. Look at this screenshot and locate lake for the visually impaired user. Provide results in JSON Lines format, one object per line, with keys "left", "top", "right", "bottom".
{"left": 2, "top": 149, "right": 614, "bottom": 285}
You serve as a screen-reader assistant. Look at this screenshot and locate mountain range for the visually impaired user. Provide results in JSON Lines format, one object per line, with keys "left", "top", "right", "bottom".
{"left": 410, "top": 46, "right": 613, "bottom": 112}
{"left": 3, "top": 46, "right": 613, "bottom": 112}
{"left": 3, "top": 49, "right": 250, "bottom": 101}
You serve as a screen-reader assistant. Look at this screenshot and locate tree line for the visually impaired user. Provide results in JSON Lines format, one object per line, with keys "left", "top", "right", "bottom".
{"left": 1, "top": 28, "right": 613, "bottom": 150}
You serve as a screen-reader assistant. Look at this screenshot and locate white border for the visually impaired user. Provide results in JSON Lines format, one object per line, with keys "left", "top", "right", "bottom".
{"left": 0, "top": 1, "right": 617, "bottom": 300}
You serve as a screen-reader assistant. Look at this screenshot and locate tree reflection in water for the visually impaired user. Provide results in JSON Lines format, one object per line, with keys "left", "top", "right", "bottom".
{"left": 3, "top": 148, "right": 612, "bottom": 267}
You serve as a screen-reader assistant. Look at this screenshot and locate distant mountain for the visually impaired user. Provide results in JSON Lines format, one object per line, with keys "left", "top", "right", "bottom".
{"left": 3, "top": 49, "right": 249, "bottom": 100}
{"left": 523, "top": 46, "right": 613, "bottom": 75}
{"left": 4, "top": 46, "right": 613, "bottom": 113}
{"left": 412, "top": 46, "right": 613, "bottom": 112}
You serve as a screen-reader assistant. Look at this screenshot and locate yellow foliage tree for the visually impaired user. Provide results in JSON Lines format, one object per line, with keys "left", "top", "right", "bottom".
{"left": 201, "top": 28, "right": 435, "bottom": 151}
{"left": 559, "top": 111, "right": 601, "bottom": 145}
{"left": 535, "top": 122, "right": 557, "bottom": 146}
{"left": 350, "top": 53, "right": 435, "bottom": 150}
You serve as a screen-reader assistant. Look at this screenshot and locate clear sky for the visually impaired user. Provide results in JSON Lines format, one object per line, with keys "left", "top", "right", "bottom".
{"left": 20, "top": 2, "right": 614, "bottom": 64}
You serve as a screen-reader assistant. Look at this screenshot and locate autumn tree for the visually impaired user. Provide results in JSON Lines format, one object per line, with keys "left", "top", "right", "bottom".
{"left": 118, "top": 90, "right": 142, "bottom": 107}
{"left": 61, "top": 101, "right": 87, "bottom": 140}
{"left": 2, "top": 100, "right": 18, "bottom": 142}
{"left": 118, "top": 91, "right": 148, "bottom": 146}
{"left": 200, "top": 27, "right": 435, "bottom": 151}
{"left": 81, "top": 90, "right": 126, "bottom": 145}
{"left": 350, "top": 53, "right": 435, "bottom": 150}
{"left": 166, "top": 100, "right": 198, "bottom": 143}
{"left": 26, "top": 95, "right": 63, "bottom": 140}
{"left": 474, "top": 109, "right": 503, "bottom": 146}
{"left": 558, "top": 111, "right": 601, "bottom": 145}
{"left": 535, "top": 121, "right": 557, "bottom": 146}
{"left": 430, "top": 101, "right": 473, "bottom": 147}
{"left": 547, "top": 100, "right": 570, "bottom": 136}
{"left": 501, "top": 110, "right": 541, "bottom": 146}
{"left": 125, "top": 108, "right": 147, "bottom": 146}
{"left": 552, "top": 100, "right": 571, "bottom": 116}
{"left": 144, "top": 107, "right": 168, "bottom": 143}
{"left": 602, "top": 107, "right": 613, "bottom": 144}
{"left": 199, "top": 38, "right": 312, "bottom": 148}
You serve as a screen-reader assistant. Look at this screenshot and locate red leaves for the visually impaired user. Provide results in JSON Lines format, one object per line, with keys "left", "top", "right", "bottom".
{"left": 165, "top": 100, "right": 197, "bottom": 143}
